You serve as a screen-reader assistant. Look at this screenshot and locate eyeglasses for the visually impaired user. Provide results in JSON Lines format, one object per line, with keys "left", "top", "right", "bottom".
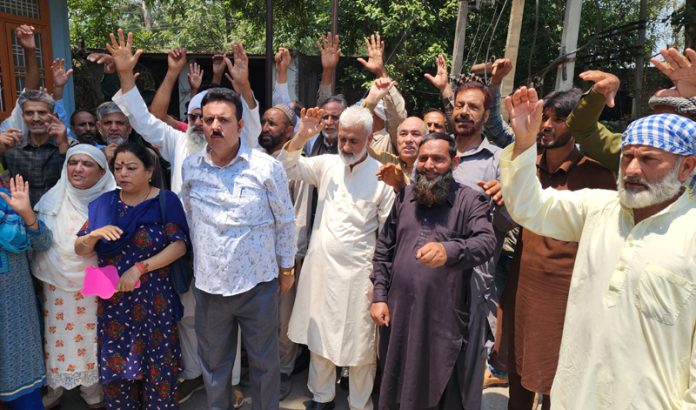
{"left": 188, "top": 113, "right": 203, "bottom": 123}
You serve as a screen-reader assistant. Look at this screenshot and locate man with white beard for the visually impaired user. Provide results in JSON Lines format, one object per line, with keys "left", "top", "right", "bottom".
{"left": 278, "top": 106, "right": 395, "bottom": 410}
{"left": 500, "top": 86, "right": 696, "bottom": 410}
{"left": 109, "top": 36, "right": 261, "bottom": 404}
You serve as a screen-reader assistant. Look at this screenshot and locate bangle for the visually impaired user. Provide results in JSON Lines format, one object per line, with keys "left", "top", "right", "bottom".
{"left": 135, "top": 261, "right": 148, "bottom": 275}
{"left": 280, "top": 268, "right": 294, "bottom": 277}
{"left": 24, "top": 215, "right": 38, "bottom": 228}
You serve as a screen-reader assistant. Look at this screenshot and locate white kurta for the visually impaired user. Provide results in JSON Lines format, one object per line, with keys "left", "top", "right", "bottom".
{"left": 500, "top": 144, "right": 696, "bottom": 410}
{"left": 279, "top": 148, "right": 395, "bottom": 366}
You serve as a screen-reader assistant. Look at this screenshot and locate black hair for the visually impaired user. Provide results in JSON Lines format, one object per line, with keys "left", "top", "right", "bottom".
{"left": 201, "top": 87, "right": 243, "bottom": 121}
{"left": 419, "top": 132, "right": 457, "bottom": 158}
{"left": 543, "top": 88, "right": 583, "bottom": 118}
{"left": 422, "top": 108, "right": 446, "bottom": 117}
{"left": 69, "top": 110, "right": 96, "bottom": 126}
{"left": 453, "top": 82, "right": 492, "bottom": 111}
{"left": 112, "top": 142, "right": 155, "bottom": 170}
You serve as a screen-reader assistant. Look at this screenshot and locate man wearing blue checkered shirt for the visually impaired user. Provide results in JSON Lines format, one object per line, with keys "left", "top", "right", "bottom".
{"left": 500, "top": 86, "right": 696, "bottom": 410}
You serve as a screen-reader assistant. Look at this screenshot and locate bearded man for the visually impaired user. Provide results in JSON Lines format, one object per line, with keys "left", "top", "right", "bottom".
{"left": 279, "top": 106, "right": 395, "bottom": 410}
{"left": 371, "top": 133, "right": 497, "bottom": 409}
{"left": 501, "top": 85, "right": 696, "bottom": 409}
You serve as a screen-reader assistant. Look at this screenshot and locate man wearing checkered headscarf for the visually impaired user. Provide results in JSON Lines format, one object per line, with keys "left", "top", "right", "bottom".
{"left": 498, "top": 109, "right": 696, "bottom": 409}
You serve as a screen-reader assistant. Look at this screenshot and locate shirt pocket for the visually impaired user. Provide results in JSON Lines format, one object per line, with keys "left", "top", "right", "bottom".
{"left": 225, "top": 183, "right": 270, "bottom": 226}
{"left": 633, "top": 263, "right": 696, "bottom": 326}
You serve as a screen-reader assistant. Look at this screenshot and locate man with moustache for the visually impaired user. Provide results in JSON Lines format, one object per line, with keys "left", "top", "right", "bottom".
{"left": 492, "top": 89, "right": 615, "bottom": 410}
{"left": 501, "top": 86, "right": 696, "bottom": 409}
{"left": 2, "top": 89, "right": 69, "bottom": 206}
{"left": 371, "top": 133, "right": 497, "bottom": 409}
{"left": 70, "top": 110, "right": 102, "bottom": 146}
{"left": 372, "top": 116, "right": 428, "bottom": 190}
{"left": 423, "top": 109, "right": 448, "bottom": 134}
{"left": 95, "top": 102, "right": 132, "bottom": 162}
{"left": 279, "top": 106, "right": 395, "bottom": 410}
{"left": 109, "top": 36, "right": 262, "bottom": 404}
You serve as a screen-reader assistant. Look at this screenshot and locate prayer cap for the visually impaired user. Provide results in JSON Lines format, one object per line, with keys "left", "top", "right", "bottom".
{"left": 271, "top": 104, "right": 297, "bottom": 127}
{"left": 621, "top": 114, "right": 696, "bottom": 156}
{"left": 188, "top": 90, "right": 209, "bottom": 114}
{"left": 648, "top": 95, "right": 696, "bottom": 117}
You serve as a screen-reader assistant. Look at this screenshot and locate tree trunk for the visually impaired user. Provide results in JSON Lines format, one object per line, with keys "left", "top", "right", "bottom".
{"left": 141, "top": 0, "right": 152, "bottom": 32}
{"left": 686, "top": 0, "right": 696, "bottom": 49}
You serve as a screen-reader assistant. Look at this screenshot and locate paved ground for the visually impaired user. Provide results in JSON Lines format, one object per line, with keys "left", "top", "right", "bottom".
{"left": 61, "top": 370, "right": 513, "bottom": 409}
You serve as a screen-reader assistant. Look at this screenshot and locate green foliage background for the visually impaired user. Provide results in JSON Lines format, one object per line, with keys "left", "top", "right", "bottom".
{"left": 68, "top": 0, "right": 677, "bottom": 115}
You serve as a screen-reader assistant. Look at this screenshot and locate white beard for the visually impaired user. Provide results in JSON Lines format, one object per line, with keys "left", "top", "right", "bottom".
{"left": 184, "top": 128, "right": 207, "bottom": 157}
{"left": 339, "top": 144, "right": 368, "bottom": 166}
{"left": 617, "top": 160, "right": 684, "bottom": 209}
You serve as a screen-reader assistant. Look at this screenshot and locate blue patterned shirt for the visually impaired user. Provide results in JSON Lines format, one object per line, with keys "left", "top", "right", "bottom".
{"left": 181, "top": 143, "right": 296, "bottom": 296}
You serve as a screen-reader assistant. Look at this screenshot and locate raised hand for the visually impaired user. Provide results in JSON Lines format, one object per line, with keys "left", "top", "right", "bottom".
{"left": 505, "top": 86, "right": 544, "bottom": 158}
{"left": 424, "top": 54, "right": 450, "bottom": 93}
{"left": 357, "top": 33, "right": 386, "bottom": 78}
{"left": 167, "top": 47, "right": 187, "bottom": 75}
{"left": 578, "top": 70, "right": 620, "bottom": 108}
{"left": 105, "top": 28, "right": 143, "bottom": 74}
{"left": 224, "top": 42, "right": 250, "bottom": 92}
{"left": 318, "top": 32, "right": 341, "bottom": 70}
{"left": 47, "top": 114, "right": 67, "bottom": 140}
{"left": 293, "top": 107, "right": 325, "bottom": 146}
{"left": 0, "top": 175, "right": 33, "bottom": 218}
{"left": 87, "top": 53, "right": 116, "bottom": 74}
{"left": 365, "top": 77, "right": 396, "bottom": 107}
{"left": 275, "top": 47, "right": 292, "bottom": 75}
{"left": 490, "top": 58, "right": 513, "bottom": 86}
{"left": 16, "top": 25, "right": 36, "bottom": 50}
{"left": 187, "top": 62, "right": 203, "bottom": 95}
{"left": 212, "top": 54, "right": 226, "bottom": 84}
{"left": 50, "top": 58, "right": 73, "bottom": 88}
{"left": 651, "top": 48, "right": 696, "bottom": 98}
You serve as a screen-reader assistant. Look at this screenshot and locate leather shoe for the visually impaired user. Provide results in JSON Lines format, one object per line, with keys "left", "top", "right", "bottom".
{"left": 306, "top": 400, "right": 335, "bottom": 410}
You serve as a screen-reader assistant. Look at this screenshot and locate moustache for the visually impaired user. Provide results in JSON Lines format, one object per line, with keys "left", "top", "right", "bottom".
{"left": 454, "top": 115, "right": 473, "bottom": 123}
{"left": 211, "top": 131, "right": 223, "bottom": 138}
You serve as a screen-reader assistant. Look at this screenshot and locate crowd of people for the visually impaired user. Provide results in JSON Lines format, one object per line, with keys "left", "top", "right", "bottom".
{"left": 0, "top": 21, "right": 695, "bottom": 410}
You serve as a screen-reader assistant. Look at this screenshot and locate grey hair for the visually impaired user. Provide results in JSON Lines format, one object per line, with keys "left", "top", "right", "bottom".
{"left": 398, "top": 116, "right": 429, "bottom": 136}
{"left": 339, "top": 106, "right": 373, "bottom": 137}
{"left": 18, "top": 89, "right": 55, "bottom": 112}
{"left": 96, "top": 101, "right": 125, "bottom": 121}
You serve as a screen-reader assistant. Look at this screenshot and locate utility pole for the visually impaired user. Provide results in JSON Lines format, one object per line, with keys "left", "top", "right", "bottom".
{"left": 265, "top": 0, "right": 273, "bottom": 110}
{"left": 331, "top": 0, "right": 339, "bottom": 95}
{"left": 500, "top": 0, "right": 526, "bottom": 117}
{"left": 554, "top": 0, "right": 583, "bottom": 91}
{"left": 632, "top": 0, "right": 648, "bottom": 119}
{"left": 450, "top": 0, "right": 470, "bottom": 78}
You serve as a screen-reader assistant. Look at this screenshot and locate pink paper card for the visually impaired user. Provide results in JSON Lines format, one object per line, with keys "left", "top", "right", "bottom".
{"left": 82, "top": 265, "right": 141, "bottom": 299}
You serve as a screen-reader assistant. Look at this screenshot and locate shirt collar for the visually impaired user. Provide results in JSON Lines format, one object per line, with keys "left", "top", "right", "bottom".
{"left": 21, "top": 136, "right": 59, "bottom": 150}
{"left": 456, "top": 136, "right": 498, "bottom": 158}
{"left": 201, "top": 141, "right": 252, "bottom": 168}
{"left": 537, "top": 146, "right": 582, "bottom": 175}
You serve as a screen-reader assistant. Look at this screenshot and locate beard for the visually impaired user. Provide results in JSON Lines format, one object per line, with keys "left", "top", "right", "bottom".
{"left": 184, "top": 127, "right": 207, "bottom": 156}
{"left": 537, "top": 130, "right": 573, "bottom": 149}
{"left": 412, "top": 168, "right": 454, "bottom": 207}
{"left": 258, "top": 131, "right": 285, "bottom": 153}
{"left": 77, "top": 132, "right": 97, "bottom": 144}
{"left": 105, "top": 135, "right": 128, "bottom": 146}
{"left": 340, "top": 144, "right": 368, "bottom": 166}
{"left": 617, "top": 159, "right": 684, "bottom": 209}
{"left": 453, "top": 114, "right": 484, "bottom": 138}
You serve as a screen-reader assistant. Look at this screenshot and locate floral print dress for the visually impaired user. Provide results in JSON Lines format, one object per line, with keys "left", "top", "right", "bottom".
{"left": 78, "top": 197, "right": 186, "bottom": 409}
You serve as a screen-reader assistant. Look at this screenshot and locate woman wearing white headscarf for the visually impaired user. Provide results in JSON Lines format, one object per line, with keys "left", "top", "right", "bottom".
{"left": 33, "top": 144, "right": 116, "bottom": 409}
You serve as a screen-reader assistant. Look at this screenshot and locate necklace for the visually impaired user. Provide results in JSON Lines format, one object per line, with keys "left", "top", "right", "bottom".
{"left": 120, "top": 185, "right": 152, "bottom": 207}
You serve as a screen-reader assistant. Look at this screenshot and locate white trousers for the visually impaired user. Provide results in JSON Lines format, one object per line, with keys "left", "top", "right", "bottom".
{"left": 178, "top": 285, "right": 241, "bottom": 384}
{"left": 308, "top": 352, "right": 375, "bottom": 410}
{"left": 44, "top": 383, "right": 103, "bottom": 406}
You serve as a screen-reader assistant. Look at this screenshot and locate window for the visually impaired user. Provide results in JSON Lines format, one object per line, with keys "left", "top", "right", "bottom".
{"left": 0, "top": 0, "right": 52, "bottom": 121}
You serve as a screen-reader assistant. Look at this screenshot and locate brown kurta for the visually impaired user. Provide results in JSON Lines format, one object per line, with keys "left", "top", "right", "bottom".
{"left": 493, "top": 147, "right": 615, "bottom": 394}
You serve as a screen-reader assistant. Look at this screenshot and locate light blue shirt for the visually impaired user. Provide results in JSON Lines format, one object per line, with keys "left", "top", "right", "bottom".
{"left": 181, "top": 143, "right": 296, "bottom": 296}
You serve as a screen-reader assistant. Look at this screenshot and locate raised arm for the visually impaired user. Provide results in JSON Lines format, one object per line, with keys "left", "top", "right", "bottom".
{"left": 50, "top": 58, "right": 73, "bottom": 102}
{"left": 107, "top": 28, "right": 143, "bottom": 94}
{"left": 425, "top": 54, "right": 454, "bottom": 129}
{"left": 273, "top": 47, "right": 292, "bottom": 106}
{"left": 224, "top": 42, "right": 257, "bottom": 110}
{"left": 317, "top": 32, "right": 340, "bottom": 105}
{"left": 651, "top": 47, "right": 696, "bottom": 98}
{"left": 484, "top": 58, "right": 515, "bottom": 148}
{"left": 150, "top": 47, "right": 189, "bottom": 129}
{"left": 279, "top": 107, "right": 327, "bottom": 185}
{"left": 16, "top": 25, "right": 39, "bottom": 91}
